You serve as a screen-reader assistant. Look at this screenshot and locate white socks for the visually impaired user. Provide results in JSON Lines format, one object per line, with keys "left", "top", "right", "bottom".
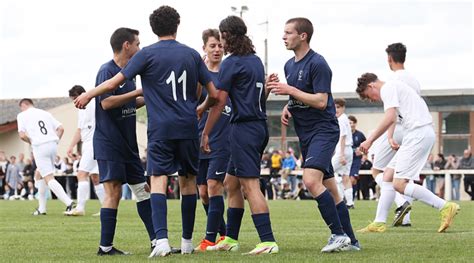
{"left": 36, "top": 179, "right": 48, "bottom": 213}
{"left": 374, "top": 182, "right": 396, "bottom": 223}
{"left": 77, "top": 181, "right": 90, "bottom": 212}
{"left": 47, "top": 179, "right": 73, "bottom": 206}
{"left": 404, "top": 183, "right": 446, "bottom": 210}
{"left": 94, "top": 184, "right": 105, "bottom": 204}
{"left": 344, "top": 188, "right": 354, "bottom": 206}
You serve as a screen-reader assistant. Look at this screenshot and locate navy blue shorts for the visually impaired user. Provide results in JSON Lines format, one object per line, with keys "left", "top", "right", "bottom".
{"left": 147, "top": 139, "right": 199, "bottom": 176}
{"left": 300, "top": 134, "right": 338, "bottom": 180}
{"left": 350, "top": 157, "right": 362, "bottom": 177}
{"left": 227, "top": 121, "right": 268, "bottom": 178}
{"left": 197, "top": 156, "right": 229, "bottom": 185}
{"left": 97, "top": 158, "right": 146, "bottom": 185}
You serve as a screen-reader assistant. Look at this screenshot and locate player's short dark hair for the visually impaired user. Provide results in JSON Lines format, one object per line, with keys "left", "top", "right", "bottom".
{"left": 149, "top": 6, "right": 180, "bottom": 37}
{"left": 202, "top": 29, "right": 220, "bottom": 45}
{"left": 68, "top": 85, "right": 86, "bottom": 97}
{"left": 385, "top": 42, "right": 406, "bottom": 63}
{"left": 334, "top": 98, "right": 346, "bottom": 107}
{"left": 219, "top": 16, "right": 255, "bottom": 56}
{"left": 19, "top": 98, "right": 34, "bottom": 106}
{"left": 286, "top": 17, "right": 314, "bottom": 43}
{"left": 356, "top": 73, "right": 378, "bottom": 99}
{"left": 110, "top": 27, "right": 139, "bottom": 53}
{"left": 348, "top": 115, "right": 357, "bottom": 123}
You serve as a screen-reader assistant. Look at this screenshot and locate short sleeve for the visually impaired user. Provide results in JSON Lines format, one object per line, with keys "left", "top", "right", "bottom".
{"left": 311, "top": 60, "right": 332, "bottom": 94}
{"left": 17, "top": 113, "right": 25, "bottom": 132}
{"left": 121, "top": 48, "right": 148, "bottom": 80}
{"left": 381, "top": 82, "right": 400, "bottom": 112}
{"left": 217, "top": 58, "right": 238, "bottom": 92}
{"left": 95, "top": 69, "right": 116, "bottom": 103}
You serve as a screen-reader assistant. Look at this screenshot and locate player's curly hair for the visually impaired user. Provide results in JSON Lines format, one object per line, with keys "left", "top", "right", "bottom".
{"left": 356, "top": 73, "right": 378, "bottom": 99}
{"left": 149, "top": 6, "right": 180, "bottom": 37}
{"left": 219, "top": 16, "right": 255, "bottom": 56}
{"left": 385, "top": 42, "right": 406, "bottom": 63}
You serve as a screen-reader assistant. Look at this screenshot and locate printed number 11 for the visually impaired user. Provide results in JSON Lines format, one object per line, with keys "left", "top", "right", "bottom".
{"left": 166, "top": 70, "right": 187, "bottom": 101}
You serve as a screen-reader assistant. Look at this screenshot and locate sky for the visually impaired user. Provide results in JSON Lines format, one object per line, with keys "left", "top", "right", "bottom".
{"left": 0, "top": 0, "right": 472, "bottom": 99}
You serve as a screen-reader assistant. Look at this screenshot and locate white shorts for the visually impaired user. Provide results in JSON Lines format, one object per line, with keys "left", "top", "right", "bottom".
{"left": 388, "top": 125, "right": 435, "bottom": 181}
{"left": 78, "top": 140, "right": 99, "bottom": 174}
{"left": 332, "top": 146, "right": 353, "bottom": 176}
{"left": 32, "top": 141, "right": 57, "bottom": 177}
{"left": 371, "top": 123, "right": 404, "bottom": 171}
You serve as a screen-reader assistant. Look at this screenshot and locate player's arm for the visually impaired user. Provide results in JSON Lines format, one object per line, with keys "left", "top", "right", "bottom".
{"left": 200, "top": 90, "right": 228, "bottom": 154}
{"left": 67, "top": 128, "right": 81, "bottom": 158}
{"left": 56, "top": 125, "right": 64, "bottom": 140}
{"left": 359, "top": 107, "right": 397, "bottom": 154}
{"left": 101, "top": 88, "right": 143, "bottom": 110}
{"left": 339, "top": 135, "right": 346, "bottom": 164}
{"left": 74, "top": 73, "right": 126, "bottom": 109}
{"left": 18, "top": 131, "right": 31, "bottom": 144}
{"left": 387, "top": 122, "right": 399, "bottom": 150}
{"left": 136, "top": 96, "right": 145, "bottom": 109}
{"left": 269, "top": 81, "right": 328, "bottom": 110}
{"left": 197, "top": 81, "right": 219, "bottom": 120}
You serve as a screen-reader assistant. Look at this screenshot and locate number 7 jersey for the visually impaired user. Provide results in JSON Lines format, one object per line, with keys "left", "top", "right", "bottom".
{"left": 121, "top": 39, "right": 211, "bottom": 141}
{"left": 17, "top": 107, "right": 62, "bottom": 146}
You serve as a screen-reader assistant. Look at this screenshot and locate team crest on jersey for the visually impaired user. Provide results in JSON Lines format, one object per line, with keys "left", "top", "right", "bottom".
{"left": 222, "top": 105, "right": 232, "bottom": 116}
{"left": 87, "top": 125, "right": 92, "bottom": 130}
{"left": 298, "top": 70, "right": 304, "bottom": 81}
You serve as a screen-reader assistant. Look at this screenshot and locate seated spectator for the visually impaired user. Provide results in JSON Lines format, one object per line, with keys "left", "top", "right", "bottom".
{"left": 281, "top": 151, "right": 297, "bottom": 194}
{"left": 22, "top": 158, "right": 36, "bottom": 200}
{"left": 295, "top": 182, "right": 312, "bottom": 200}
{"left": 358, "top": 154, "right": 374, "bottom": 200}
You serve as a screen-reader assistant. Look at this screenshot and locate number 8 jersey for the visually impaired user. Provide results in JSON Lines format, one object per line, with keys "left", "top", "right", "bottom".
{"left": 17, "top": 107, "right": 62, "bottom": 146}
{"left": 121, "top": 39, "right": 211, "bottom": 141}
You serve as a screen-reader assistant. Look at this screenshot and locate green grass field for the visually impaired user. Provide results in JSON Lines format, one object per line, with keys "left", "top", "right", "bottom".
{"left": 0, "top": 199, "right": 473, "bottom": 262}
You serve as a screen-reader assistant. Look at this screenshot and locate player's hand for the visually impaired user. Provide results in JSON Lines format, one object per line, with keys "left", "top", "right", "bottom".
{"left": 359, "top": 140, "right": 372, "bottom": 154}
{"left": 144, "top": 183, "right": 150, "bottom": 193}
{"left": 74, "top": 92, "right": 91, "bottom": 109}
{"left": 67, "top": 147, "right": 74, "bottom": 158}
{"left": 339, "top": 156, "right": 347, "bottom": 165}
{"left": 266, "top": 73, "right": 279, "bottom": 86}
{"left": 268, "top": 82, "right": 295, "bottom": 96}
{"left": 355, "top": 147, "right": 363, "bottom": 157}
{"left": 136, "top": 88, "right": 143, "bottom": 96}
{"left": 200, "top": 134, "right": 211, "bottom": 154}
{"left": 281, "top": 104, "right": 292, "bottom": 126}
{"left": 196, "top": 104, "right": 205, "bottom": 121}
{"left": 388, "top": 138, "right": 400, "bottom": 150}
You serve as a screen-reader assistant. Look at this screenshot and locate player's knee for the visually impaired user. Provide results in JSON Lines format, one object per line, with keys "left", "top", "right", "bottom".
{"left": 129, "top": 182, "right": 150, "bottom": 202}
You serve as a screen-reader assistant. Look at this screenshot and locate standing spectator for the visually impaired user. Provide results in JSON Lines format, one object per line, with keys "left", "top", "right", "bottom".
{"left": 459, "top": 149, "right": 473, "bottom": 200}
{"left": 5, "top": 156, "right": 23, "bottom": 199}
{"left": 0, "top": 151, "right": 8, "bottom": 196}
{"left": 282, "top": 151, "right": 297, "bottom": 195}
{"left": 433, "top": 153, "right": 446, "bottom": 198}
{"left": 16, "top": 153, "right": 26, "bottom": 176}
{"left": 444, "top": 154, "right": 460, "bottom": 200}
{"left": 358, "top": 154, "right": 373, "bottom": 200}
{"left": 348, "top": 115, "right": 366, "bottom": 200}
{"left": 424, "top": 154, "right": 436, "bottom": 194}
{"left": 270, "top": 150, "right": 282, "bottom": 178}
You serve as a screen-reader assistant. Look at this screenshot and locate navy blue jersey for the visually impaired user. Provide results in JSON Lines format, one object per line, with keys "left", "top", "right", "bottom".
{"left": 198, "top": 71, "right": 231, "bottom": 159}
{"left": 121, "top": 40, "right": 211, "bottom": 140}
{"left": 284, "top": 49, "right": 338, "bottom": 142}
{"left": 352, "top": 129, "right": 366, "bottom": 159}
{"left": 217, "top": 54, "right": 266, "bottom": 123}
{"left": 93, "top": 60, "right": 140, "bottom": 162}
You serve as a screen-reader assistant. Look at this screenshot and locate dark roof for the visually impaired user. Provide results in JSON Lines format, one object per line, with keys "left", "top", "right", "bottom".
{"left": 0, "top": 97, "right": 70, "bottom": 125}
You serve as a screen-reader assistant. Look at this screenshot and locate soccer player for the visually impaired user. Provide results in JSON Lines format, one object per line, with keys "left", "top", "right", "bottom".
{"left": 356, "top": 73, "right": 460, "bottom": 233}
{"left": 358, "top": 43, "right": 420, "bottom": 232}
{"left": 331, "top": 98, "right": 354, "bottom": 208}
{"left": 267, "top": 17, "right": 359, "bottom": 252}
{"left": 200, "top": 16, "right": 279, "bottom": 255}
{"left": 194, "top": 28, "right": 229, "bottom": 252}
{"left": 348, "top": 115, "right": 366, "bottom": 199}
{"left": 65, "top": 85, "right": 105, "bottom": 216}
{"left": 75, "top": 6, "right": 218, "bottom": 257}
{"left": 17, "top": 99, "right": 75, "bottom": 214}
{"left": 79, "top": 27, "right": 156, "bottom": 256}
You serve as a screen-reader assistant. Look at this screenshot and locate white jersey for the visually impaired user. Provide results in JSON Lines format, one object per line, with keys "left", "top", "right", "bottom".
{"left": 17, "top": 107, "right": 62, "bottom": 146}
{"left": 336, "top": 113, "right": 353, "bottom": 151}
{"left": 390, "top": 69, "right": 421, "bottom": 95}
{"left": 77, "top": 98, "right": 96, "bottom": 143}
{"left": 381, "top": 80, "right": 432, "bottom": 131}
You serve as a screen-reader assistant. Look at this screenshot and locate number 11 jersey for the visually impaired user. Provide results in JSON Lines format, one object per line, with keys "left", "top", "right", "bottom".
{"left": 121, "top": 39, "right": 211, "bottom": 141}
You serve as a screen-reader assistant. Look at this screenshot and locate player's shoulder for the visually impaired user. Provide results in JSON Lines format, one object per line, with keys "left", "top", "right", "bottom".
{"left": 308, "top": 50, "right": 330, "bottom": 68}
{"left": 97, "top": 60, "right": 118, "bottom": 74}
